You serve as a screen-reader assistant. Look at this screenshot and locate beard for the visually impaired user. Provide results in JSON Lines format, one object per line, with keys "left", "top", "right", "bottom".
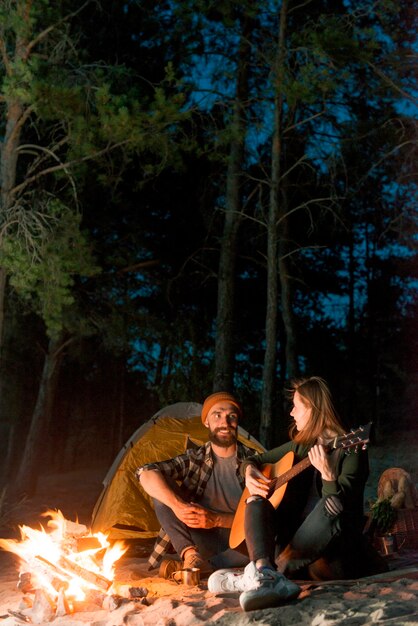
{"left": 209, "top": 426, "right": 238, "bottom": 448}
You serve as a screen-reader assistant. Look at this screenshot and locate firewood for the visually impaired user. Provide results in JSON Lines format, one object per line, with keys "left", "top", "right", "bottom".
{"left": 34, "top": 555, "right": 71, "bottom": 583}
{"left": 7, "top": 609, "right": 32, "bottom": 623}
{"left": 55, "top": 588, "right": 71, "bottom": 616}
{"left": 58, "top": 555, "right": 112, "bottom": 591}
{"left": 51, "top": 577, "right": 69, "bottom": 592}
{"left": 84, "top": 588, "right": 107, "bottom": 607}
{"left": 76, "top": 536, "right": 102, "bottom": 551}
{"left": 62, "top": 519, "right": 89, "bottom": 537}
{"left": 30, "top": 589, "right": 55, "bottom": 624}
{"left": 17, "top": 573, "right": 34, "bottom": 594}
{"left": 18, "top": 597, "right": 33, "bottom": 611}
{"left": 35, "top": 554, "right": 111, "bottom": 592}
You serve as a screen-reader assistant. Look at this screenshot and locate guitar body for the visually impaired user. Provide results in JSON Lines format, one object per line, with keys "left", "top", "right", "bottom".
{"left": 229, "top": 451, "right": 295, "bottom": 549}
{"left": 229, "top": 423, "right": 372, "bottom": 550}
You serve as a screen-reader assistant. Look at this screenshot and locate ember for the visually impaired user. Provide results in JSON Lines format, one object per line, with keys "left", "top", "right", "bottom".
{"left": 0, "top": 510, "right": 129, "bottom": 621}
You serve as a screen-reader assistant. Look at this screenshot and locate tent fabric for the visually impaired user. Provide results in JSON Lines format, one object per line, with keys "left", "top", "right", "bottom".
{"left": 90, "top": 402, "right": 265, "bottom": 540}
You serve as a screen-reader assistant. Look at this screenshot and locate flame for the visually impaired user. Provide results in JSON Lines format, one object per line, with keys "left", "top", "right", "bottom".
{"left": 0, "top": 509, "right": 127, "bottom": 605}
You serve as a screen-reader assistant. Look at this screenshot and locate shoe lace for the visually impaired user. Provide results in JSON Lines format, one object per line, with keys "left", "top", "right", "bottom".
{"left": 255, "top": 567, "right": 279, "bottom": 587}
{"left": 185, "top": 552, "right": 204, "bottom": 568}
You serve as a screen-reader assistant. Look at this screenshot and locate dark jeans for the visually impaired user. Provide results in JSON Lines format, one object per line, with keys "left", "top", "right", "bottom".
{"left": 245, "top": 496, "right": 342, "bottom": 574}
{"left": 153, "top": 498, "right": 249, "bottom": 568}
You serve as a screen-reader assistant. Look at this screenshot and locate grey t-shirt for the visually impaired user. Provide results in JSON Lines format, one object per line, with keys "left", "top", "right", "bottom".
{"left": 199, "top": 452, "right": 242, "bottom": 514}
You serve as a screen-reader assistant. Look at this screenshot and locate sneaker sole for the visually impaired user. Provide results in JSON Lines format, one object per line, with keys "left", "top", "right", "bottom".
{"left": 240, "top": 588, "right": 300, "bottom": 612}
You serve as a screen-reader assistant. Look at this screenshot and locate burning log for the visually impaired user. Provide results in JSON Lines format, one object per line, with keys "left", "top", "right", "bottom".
{"left": 75, "top": 536, "right": 102, "bottom": 552}
{"left": 2, "top": 510, "right": 127, "bottom": 621}
{"left": 84, "top": 588, "right": 107, "bottom": 607}
{"left": 34, "top": 554, "right": 111, "bottom": 591}
{"left": 18, "top": 597, "right": 33, "bottom": 611}
{"left": 30, "top": 589, "right": 55, "bottom": 624}
{"left": 56, "top": 518, "right": 88, "bottom": 537}
{"left": 34, "top": 555, "right": 72, "bottom": 584}
{"left": 17, "top": 573, "right": 34, "bottom": 594}
{"left": 51, "top": 577, "right": 69, "bottom": 592}
{"left": 55, "top": 588, "right": 71, "bottom": 617}
{"left": 58, "top": 555, "right": 112, "bottom": 591}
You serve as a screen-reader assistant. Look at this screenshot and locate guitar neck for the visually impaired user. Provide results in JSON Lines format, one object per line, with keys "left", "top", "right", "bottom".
{"left": 270, "top": 456, "right": 312, "bottom": 490}
{"left": 266, "top": 424, "right": 371, "bottom": 494}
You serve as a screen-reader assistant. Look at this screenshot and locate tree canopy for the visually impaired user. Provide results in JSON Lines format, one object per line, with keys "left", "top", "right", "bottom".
{"left": 0, "top": 0, "right": 416, "bottom": 493}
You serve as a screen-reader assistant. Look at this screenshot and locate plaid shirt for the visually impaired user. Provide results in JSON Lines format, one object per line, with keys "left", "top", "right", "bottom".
{"left": 135, "top": 440, "right": 255, "bottom": 569}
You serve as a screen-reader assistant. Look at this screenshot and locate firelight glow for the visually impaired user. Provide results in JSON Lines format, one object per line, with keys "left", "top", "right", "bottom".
{"left": 0, "top": 509, "right": 127, "bottom": 604}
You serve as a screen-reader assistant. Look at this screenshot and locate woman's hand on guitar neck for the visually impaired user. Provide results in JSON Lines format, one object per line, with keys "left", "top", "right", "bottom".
{"left": 245, "top": 464, "right": 271, "bottom": 497}
{"left": 308, "top": 444, "right": 338, "bottom": 481}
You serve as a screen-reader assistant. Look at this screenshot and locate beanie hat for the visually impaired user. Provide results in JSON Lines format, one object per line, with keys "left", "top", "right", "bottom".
{"left": 201, "top": 391, "right": 242, "bottom": 424}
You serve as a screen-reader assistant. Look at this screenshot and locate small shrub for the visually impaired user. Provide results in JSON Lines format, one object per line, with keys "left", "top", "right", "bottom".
{"left": 369, "top": 498, "right": 397, "bottom": 534}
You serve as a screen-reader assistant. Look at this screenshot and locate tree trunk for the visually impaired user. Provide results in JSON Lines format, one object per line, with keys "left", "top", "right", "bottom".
{"left": 0, "top": 99, "right": 22, "bottom": 480}
{"left": 347, "top": 221, "right": 356, "bottom": 418}
{"left": 13, "top": 336, "right": 64, "bottom": 497}
{"left": 0, "top": 98, "right": 26, "bottom": 345}
{"left": 0, "top": 19, "right": 30, "bottom": 420}
{"left": 213, "top": 14, "right": 252, "bottom": 392}
{"left": 278, "top": 186, "right": 298, "bottom": 380}
{"left": 260, "top": 0, "right": 289, "bottom": 447}
{"left": 0, "top": 101, "right": 26, "bottom": 425}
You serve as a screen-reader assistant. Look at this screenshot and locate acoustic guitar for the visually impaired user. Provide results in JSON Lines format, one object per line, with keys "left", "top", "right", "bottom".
{"left": 229, "top": 423, "right": 372, "bottom": 549}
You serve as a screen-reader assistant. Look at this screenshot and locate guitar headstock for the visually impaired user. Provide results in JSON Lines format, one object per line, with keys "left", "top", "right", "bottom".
{"left": 331, "top": 423, "right": 372, "bottom": 453}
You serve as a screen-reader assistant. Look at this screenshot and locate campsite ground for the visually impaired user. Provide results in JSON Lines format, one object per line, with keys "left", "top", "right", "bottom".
{"left": 0, "top": 429, "right": 417, "bottom": 625}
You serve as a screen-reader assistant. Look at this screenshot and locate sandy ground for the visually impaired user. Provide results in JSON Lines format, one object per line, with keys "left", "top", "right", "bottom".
{"left": 0, "top": 433, "right": 417, "bottom": 625}
{"left": 1, "top": 543, "right": 417, "bottom": 626}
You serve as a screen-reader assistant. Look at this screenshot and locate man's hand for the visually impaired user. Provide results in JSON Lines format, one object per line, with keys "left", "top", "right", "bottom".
{"left": 173, "top": 502, "right": 232, "bottom": 529}
{"left": 245, "top": 464, "right": 271, "bottom": 497}
{"left": 308, "top": 444, "right": 337, "bottom": 481}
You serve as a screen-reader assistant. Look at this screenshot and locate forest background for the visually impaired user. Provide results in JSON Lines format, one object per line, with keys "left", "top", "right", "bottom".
{"left": 0, "top": 0, "right": 416, "bottom": 500}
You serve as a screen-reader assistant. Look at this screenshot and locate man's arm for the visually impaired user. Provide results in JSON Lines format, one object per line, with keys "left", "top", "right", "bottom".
{"left": 139, "top": 468, "right": 234, "bottom": 529}
{"left": 138, "top": 468, "right": 203, "bottom": 525}
{"left": 139, "top": 468, "right": 184, "bottom": 510}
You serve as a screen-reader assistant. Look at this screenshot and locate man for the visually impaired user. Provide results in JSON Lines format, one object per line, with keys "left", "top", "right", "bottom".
{"left": 135, "top": 391, "right": 254, "bottom": 576}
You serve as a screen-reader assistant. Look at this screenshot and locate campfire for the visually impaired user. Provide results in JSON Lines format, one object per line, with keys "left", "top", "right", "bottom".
{"left": 0, "top": 510, "right": 149, "bottom": 622}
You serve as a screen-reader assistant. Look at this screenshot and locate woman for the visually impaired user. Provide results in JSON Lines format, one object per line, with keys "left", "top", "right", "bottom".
{"left": 208, "top": 376, "right": 385, "bottom": 612}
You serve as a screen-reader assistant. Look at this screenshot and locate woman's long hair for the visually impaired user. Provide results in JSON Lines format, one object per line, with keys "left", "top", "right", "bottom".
{"left": 288, "top": 376, "right": 346, "bottom": 445}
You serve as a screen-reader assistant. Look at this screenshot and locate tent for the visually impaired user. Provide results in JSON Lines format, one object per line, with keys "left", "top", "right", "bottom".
{"left": 91, "top": 402, "right": 265, "bottom": 540}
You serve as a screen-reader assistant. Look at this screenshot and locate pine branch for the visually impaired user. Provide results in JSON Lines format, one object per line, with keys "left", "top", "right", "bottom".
{"left": 367, "top": 61, "right": 418, "bottom": 105}
{"left": 9, "top": 140, "right": 130, "bottom": 200}
{"left": 23, "top": 0, "right": 93, "bottom": 61}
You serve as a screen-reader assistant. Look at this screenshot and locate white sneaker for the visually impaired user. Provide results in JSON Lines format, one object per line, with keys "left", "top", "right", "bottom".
{"left": 239, "top": 565, "right": 300, "bottom": 612}
{"left": 208, "top": 567, "right": 246, "bottom": 593}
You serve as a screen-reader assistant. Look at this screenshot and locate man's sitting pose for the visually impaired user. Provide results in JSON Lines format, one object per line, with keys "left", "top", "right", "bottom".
{"left": 135, "top": 391, "right": 254, "bottom": 576}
